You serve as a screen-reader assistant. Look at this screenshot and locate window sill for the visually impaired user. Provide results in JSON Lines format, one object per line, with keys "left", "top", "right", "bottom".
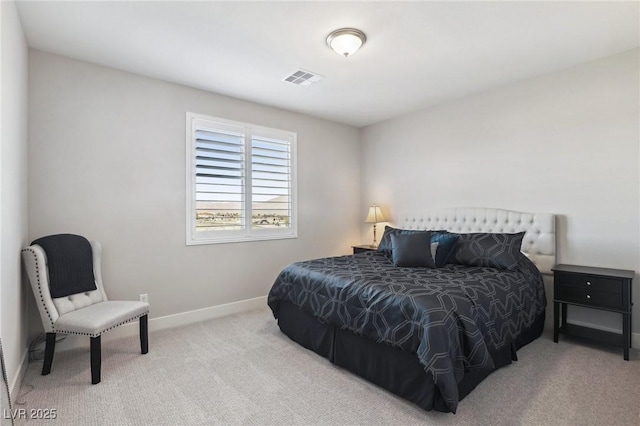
{"left": 186, "top": 233, "right": 298, "bottom": 246}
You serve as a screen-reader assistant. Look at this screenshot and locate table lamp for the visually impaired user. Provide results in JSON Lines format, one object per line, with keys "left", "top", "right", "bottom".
{"left": 365, "top": 204, "right": 385, "bottom": 248}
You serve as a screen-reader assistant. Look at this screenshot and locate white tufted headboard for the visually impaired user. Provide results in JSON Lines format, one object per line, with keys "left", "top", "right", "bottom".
{"left": 398, "top": 207, "right": 556, "bottom": 275}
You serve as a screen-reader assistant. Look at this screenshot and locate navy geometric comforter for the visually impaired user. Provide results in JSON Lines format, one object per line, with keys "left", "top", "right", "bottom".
{"left": 267, "top": 251, "right": 546, "bottom": 413}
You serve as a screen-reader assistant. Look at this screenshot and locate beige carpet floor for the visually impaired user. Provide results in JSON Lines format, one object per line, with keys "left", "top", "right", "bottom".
{"left": 14, "top": 307, "right": 640, "bottom": 425}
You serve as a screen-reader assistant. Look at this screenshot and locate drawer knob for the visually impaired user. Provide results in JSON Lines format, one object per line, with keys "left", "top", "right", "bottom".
{"left": 586, "top": 294, "right": 591, "bottom": 299}
{"left": 586, "top": 281, "right": 591, "bottom": 286}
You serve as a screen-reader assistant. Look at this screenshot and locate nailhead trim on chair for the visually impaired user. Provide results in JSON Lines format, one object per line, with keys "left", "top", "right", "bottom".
{"left": 55, "top": 311, "right": 150, "bottom": 338}
{"left": 22, "top": 247, "right": 55, "bottom": 329}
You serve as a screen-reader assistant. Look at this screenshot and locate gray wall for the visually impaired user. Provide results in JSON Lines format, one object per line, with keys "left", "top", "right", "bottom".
{"left": 1, "top": 0, "right": 30, "bottom": 395}
{"left": 15, "top": 26, "right": 640, "bottom": 379}
{"left": 28, "top": 50, "right": 360, "bottom": 327}
{"left": 360, "top": 49, "right": 640, "bottom": 335}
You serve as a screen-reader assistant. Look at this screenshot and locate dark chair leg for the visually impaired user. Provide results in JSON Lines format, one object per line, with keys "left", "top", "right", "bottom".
{"left": 140, "top": 315, "right": 148, "bottom": 354}
{"left": 42, "top": 333, "right": 56, "bottom": 375}
{"left": 90, "top": 336, "right": 101, "bottom": 384}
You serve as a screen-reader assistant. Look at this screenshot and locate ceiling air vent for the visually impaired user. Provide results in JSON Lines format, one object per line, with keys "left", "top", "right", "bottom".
{"left": 282, "top": 69, "right": 325, "bottom": 87}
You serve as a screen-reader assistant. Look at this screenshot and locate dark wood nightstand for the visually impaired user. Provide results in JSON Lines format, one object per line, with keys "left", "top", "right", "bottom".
{"left": 352, "top": 245, "right": 376, "bottom": 254}
{"left": 552, "top": 264, "right": 634, "bottom": 360}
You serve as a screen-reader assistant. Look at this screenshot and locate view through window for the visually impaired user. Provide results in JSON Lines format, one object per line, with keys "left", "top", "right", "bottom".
{"left": 187, "top": 113, "right": 297, "bottom": 244}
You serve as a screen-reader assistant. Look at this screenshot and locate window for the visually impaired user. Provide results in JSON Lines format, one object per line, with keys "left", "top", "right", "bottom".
{"left": 186, "top": 113, "right": 297, "bottom": 245}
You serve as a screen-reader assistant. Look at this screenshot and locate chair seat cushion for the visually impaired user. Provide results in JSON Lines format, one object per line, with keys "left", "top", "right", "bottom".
{"left": 55, "top": 301, "right": 149, "bottom": 337}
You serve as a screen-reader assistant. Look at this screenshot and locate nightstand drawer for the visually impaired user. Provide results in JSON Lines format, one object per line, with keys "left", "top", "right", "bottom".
{"left": 559, "top": 286, "right": 622, "bottom": 309}
{"left": 559, "top": 273, "right": 622, "bottom": 294}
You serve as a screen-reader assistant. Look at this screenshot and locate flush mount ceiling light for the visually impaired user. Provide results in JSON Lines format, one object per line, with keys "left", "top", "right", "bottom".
{"left": 326, "top": 28, "right": 366, "bottom": 58}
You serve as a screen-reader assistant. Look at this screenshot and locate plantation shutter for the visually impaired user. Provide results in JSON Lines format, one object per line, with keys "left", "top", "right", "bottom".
{"left": 194, "top": 128, "right": 245, "bottom": 231}
{"left": 187, "top": 112, "right": 296, "bottom": 244}
{"left": 251, "top": 136, "right": 292, "bottom": 229}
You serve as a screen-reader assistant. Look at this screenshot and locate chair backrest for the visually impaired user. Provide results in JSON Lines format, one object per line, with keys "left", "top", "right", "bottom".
{"left": 22, "top": 239, "right": 108, "bottom": 332}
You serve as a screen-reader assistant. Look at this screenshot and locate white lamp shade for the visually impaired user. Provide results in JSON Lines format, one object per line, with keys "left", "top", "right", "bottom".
{"left": 329, "top": 34, "right": 362, "bottom": 57}
{"left": 365, "top": 206, "right": 385, "bottom": 223}
{"left": 326, "top": 28, "right": 366, "bottom": 58}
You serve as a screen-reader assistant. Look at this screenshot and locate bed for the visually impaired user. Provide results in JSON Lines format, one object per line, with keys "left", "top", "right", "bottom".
{"left": 268, "top": 207, "right": 555, "bottom": 413}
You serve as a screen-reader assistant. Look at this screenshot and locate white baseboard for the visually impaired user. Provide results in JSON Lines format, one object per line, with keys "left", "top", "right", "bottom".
{"left": 10, "top": 348, "right": 28, "bottom": 403}
{"left": 145, "top": 295, "right": 268, "bottom": 332}
{"left": 567, "top": 319, "right": 640, "bottom": 350}
{"left": 52, "top": 295, "right": 268, "bottom": 352}
{"left": 567, "top": 319, "right": 621, "bottom": 334}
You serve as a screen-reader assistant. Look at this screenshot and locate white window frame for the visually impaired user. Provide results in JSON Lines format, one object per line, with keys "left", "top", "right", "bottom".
{"left": 186, "top": 112, "right": 297, "bottom": 245}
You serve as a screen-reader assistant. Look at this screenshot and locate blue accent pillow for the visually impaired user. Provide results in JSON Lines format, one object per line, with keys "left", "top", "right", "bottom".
{"left": 390, "top": 231, "right": 436, "bottom": 268}
{"left": 450, "top": 232, "right": 525, "bottom": 271}
{"left": 431, "top": 233, "right": 459, "bottom": 267}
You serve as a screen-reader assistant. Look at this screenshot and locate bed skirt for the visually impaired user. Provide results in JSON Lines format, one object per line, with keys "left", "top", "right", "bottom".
{"left": 276, "top": 300, "right": 545, "bottom": 413}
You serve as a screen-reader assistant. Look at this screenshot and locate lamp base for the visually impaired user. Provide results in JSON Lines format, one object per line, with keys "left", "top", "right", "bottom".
{"left": 371, "top": 223, "right": 378, "bottom": 249}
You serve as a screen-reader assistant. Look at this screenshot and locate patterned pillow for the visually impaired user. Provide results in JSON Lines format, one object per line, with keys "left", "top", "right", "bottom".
{"left": 390, "top": 231, "right": 436, "bottom": 268}
{"left": 450, "top": 232, "right": 525, "bottom": 271}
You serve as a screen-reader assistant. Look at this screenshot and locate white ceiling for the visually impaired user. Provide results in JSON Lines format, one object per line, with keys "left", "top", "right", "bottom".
{"left": 16, "top": 1, "right": 640, "bottom": 127}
